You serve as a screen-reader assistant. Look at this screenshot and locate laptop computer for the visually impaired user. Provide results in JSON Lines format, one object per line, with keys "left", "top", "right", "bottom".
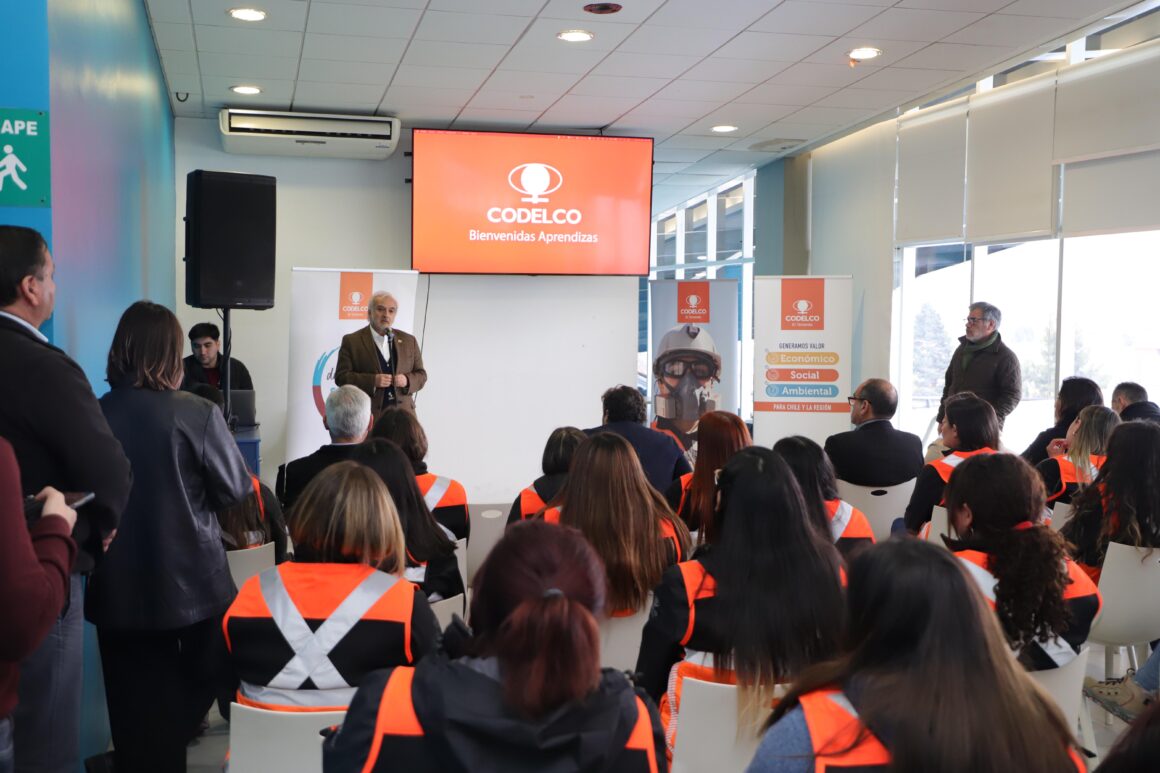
{"left": 229, "top": 389, "right": 258, "bottom": 428}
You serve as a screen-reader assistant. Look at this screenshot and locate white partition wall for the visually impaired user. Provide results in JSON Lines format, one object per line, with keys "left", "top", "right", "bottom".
{"left": 418, "top": 274, "right": 638, "bottom": 504}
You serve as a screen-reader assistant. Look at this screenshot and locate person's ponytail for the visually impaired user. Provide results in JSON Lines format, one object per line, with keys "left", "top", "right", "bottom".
{"left": 495, "top": 591, "right": 601, "bottom": 717}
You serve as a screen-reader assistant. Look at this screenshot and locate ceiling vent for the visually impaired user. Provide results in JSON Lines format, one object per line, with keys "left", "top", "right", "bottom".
{"left": 748, "top": 138, "right": 806, "bottom": 154}
{"left": 219, "top": 109, "right": 401, "bottom": 160}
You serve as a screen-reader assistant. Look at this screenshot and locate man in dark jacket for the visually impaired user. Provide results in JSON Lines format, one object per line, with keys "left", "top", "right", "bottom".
{"left": 181, "top": 321, "right": 254, "bottom": 392}
{"left": 277, "top": 385, "right": 373, "bottom": 512}
{"left": 937, "top": 302, "right": 1022, "bottom": 427}
{"left": 0, "top": 226, "right": 131, "bottom": 773}
{"left": 1112, "top": 381, "right": 1160, "bottom": 423}
{"left": 825, "top": 378, "right": 923, "bottom": 487}
{"left": 584, "top": 385, "right": 691, "bottom": 493}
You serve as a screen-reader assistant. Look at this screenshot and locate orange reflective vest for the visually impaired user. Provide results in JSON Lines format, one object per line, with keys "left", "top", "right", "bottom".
{"left": 416, "top": 472, "right": 469, "bottom": 541}
{"left": 1044, "top": 454, "right": 1106, "bottom": 503}
{"left": 543, "top": 507, "right": 684, "bottom": 563}
{"left": 824, "top": 499, "right": 875, "bottom": 556}
{"left": 517, "top": 486, "right": 546, "bottom": 520}
{"left": 929, "top": 447, "right": 997, "bottom": 484}
{"left": 675, "top": 473, "right": 693, "bottom": 519}
{"left": 223, "top": 563, "right": 423, "bottom": 712}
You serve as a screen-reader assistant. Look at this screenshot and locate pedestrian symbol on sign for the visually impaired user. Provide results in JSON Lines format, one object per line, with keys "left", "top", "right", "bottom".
{"left": 0, "top": 144, "right": 28, "bottom": 192}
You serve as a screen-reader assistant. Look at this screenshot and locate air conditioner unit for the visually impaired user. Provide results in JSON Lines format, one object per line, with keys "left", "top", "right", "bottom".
{"left": 219, "top": 109, "right": 401, "bottom": 160}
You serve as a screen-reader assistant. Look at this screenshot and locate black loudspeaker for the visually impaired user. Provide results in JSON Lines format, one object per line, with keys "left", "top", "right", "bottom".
{"left": 185, "top": 170, "right": 276, "bottom": 309}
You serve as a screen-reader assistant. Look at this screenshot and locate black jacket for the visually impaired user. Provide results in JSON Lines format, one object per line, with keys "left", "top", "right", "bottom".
{"left": 276, "top": 444, "right": 363, "bottom": 513}
{"left": 1121, "top": 401, "right": 1160, "bottom": 423}
{"left": 938, "top": 332, "right": 1022, "bottom": 423}
{"left": 823, "top": 420, "right": 924, "bottom": 487}
{"left": 323, "top": 656, "right": 666, "bottom": 773}
{"left": 181, "top": 354, "right": 253, "bottom": 391}
{"left": 1021, "top": 420, "right": 1071, "bottom": 467}
{"left": 586, "top": 422, "right": 692, "bottom": 493}
{"left": 86, "top": 387, "right": 250, "bottom": 629}
{"left": 0, "top": 315, "right": 131, "bottom": 572}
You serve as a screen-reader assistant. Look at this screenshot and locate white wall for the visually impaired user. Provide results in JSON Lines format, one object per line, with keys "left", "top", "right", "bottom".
{"left": 173, "top": 118, "right": 638, "bottom": 501}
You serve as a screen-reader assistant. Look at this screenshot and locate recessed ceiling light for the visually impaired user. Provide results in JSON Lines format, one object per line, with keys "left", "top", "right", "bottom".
{"left": 230, "top": 85, "right": 262, "bottom": 95}
{"left": 557, "top": 29, "right": 595, "bottom": 43}
{"left": 847, "top": 46, "right": 883, "bottom": 61}
{"left": 229, "top": 8, "right": 267, "bottom": 22}
{"left": 583, "top": 2, "right": 622, "bottom": 13}
{"left": 711, "top": 125, "right": 738, "bottom": 133}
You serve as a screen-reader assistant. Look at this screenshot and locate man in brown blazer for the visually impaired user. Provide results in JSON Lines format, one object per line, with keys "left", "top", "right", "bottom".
{"left": 335, "top": 291, "right": 427, "bottom": 414}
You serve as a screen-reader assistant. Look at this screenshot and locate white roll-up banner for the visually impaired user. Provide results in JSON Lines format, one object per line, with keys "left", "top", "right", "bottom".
{"left": 753, "top": 276, "right": 853, "bottom": 447}
{"left": 649, "top": 279, "right": 739, "bottom": 461}
{"left": 286, "top": 268, "right": 419, "bottom": 462}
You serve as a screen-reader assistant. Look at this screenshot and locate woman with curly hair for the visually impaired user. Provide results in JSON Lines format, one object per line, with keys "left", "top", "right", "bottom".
{"left": 1061, "top": 420, "right": 1160, "bottom": 583}
{"left": 944, "top": 453, "right": 1100, "bottom": 670}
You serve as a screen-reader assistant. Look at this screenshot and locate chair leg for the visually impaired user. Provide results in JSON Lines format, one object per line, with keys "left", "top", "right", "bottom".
{"left": 1128, "top": 645, "right": 1140, "bottom": 672}
{"left": 1105, "top": 646, "right": 1120, "bottom": 726}
{"left": 1079, "top": 699, "right": 1100, "bottom": 768}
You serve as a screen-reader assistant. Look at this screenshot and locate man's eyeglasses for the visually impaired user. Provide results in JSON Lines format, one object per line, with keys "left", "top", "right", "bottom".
{"left": 847, "top": 396, "right": 866, "bottom": 406}
{"left": 965, "top": 316, "right": 987, "bottom": 324}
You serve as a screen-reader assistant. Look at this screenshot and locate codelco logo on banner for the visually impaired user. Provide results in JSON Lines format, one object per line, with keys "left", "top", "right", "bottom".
{"left": 339, "top": 272, "right": 373, "bottom": 320}
{"left": 781, "top": 278, "right": 825, "bottom": 330}
{"left": 485, "top": 163, "right": 582, "bottom": 225}
{"left": 678, "top": 281, "right": 710, "bottom": 323}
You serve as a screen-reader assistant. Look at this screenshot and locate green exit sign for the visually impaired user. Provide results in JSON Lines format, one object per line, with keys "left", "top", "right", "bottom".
{"left": 0, "top": 108, "right": 50, "bottom": 208}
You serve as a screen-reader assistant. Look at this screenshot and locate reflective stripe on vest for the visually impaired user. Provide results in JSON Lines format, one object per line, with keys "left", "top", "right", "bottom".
{"left": 251, "top": 475, "right": 266, "bottom": 523}
{"left": 422, "top": 476, "right": 453, "bottom": 511}
{"left": 242, "top": 568, "right": 400, "bottom": 708}
{"left": 543, "top": 506, "right": 561, "bottom": 524}
{"left": 827, "top": 500, "right": 853, "bottom": 543}
{"left": 799, "top": 690, "right": 890, "bottom": 772}
{"left": 662, "top": 648, "right": 735, "bottom": 755}
{"left": 930, "top": 448, "right": 996, "bottom": 483}
{"left": 677, "top": 473, "right": 693, "bottom": 516}
{"left": 677, "top": 561, "right": 716, "bottom": 647}
{"left": 1058, "top": 455, "right": 1104, "bottom": 485}
{"left": 627, "top": 695, "right": 660, "bottom": 773}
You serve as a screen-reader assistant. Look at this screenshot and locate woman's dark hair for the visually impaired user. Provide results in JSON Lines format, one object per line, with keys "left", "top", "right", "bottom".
{"left": 548, "top": 432, "right": 690, "bottom": 613}
{"left": 353, "top": 438, "right": 454, "bottom": 564}
{"left": 943, "top": 392, "right": 1000, "bottom": 450}
{"left": 685, "top": 411, "right": 750, "bottom": 538}
{"left": 711, "top": 448, "right": 844, "bottom": 697}
{"left": 106, "top": 301, "right": 185, "bottom": 390}
{"left": 1056, "top": 376, "right": 1103, "bottom": 426}
{"left": 469, "top": 520, "right": 604, "bottom": 718}
{"left": 371, "top": 407, "right": 428, "bottom": 470}
{"left": 541, "top": 426, "right": 586, "bottom": 476}
{"left": 769, "top": 540, "right": 1079, "bottom": 773}
{"left": 1096, "top": 700, "right": 1160, "bottom": 773}
{"left": 772, "top": 435, "right": 840, "bottom": 543}
{"left": 1065, "top": 421, "right": 1160, "bottom": 564}
{"left": 944, "top": 453, "right": 1071, "bottom": 656}
{"left": 217, "top": 481, "right": 268, "bottom": 551}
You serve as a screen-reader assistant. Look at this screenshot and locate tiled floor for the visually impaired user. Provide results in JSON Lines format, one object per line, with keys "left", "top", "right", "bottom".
{"left": 184, "top": 645, "right": 1136, "bottom": 771}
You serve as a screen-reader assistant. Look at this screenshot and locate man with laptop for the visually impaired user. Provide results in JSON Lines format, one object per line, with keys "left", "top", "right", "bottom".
{"left": 181, "top": 321, "right": 254, "bottom": 392}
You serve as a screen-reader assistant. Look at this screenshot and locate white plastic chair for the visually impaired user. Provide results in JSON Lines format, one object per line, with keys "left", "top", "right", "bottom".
{"left": 454, "top": 538, "right": 467, "bottom": 596}
{"left": 431, "top": 593, "right": 465, "bottom": 630}
{"left": 1088, "top": 543, "right": 1160, "bottom": 677}
{"left": 227, "top": 542, "right": 276, "bottom": 589}
{"left": 599, "top": 595, "right": 651, "bottom": 672}
{"left": 228, "top": 702, "right": 344, "bottom": 773}
{"left": 1029, "top": 647, "right": 1089, "bottom": 731}
{"left": 835, "top": 480, "right": 916, "bottom": 541}
{"left": 1049, "top": 502, "right": 1074, "bottom": 532}
{"left": 670, "top": 678, "right": 770, "bottom": 773}
{"left": 923, "top": 506, "right": 950, "bottom": 546}
{"left": 466, "top": 506, "right": 507, "bottom": 585}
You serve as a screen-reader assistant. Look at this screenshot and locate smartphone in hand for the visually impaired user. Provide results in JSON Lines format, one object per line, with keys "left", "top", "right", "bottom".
{"left": 24, "top": 491, "right": 94, "bottom": 524}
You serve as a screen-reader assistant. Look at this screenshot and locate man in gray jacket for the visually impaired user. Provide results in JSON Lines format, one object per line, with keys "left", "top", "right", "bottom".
{"left": 937, "top": 302, "right": 1022, "bottom": 427}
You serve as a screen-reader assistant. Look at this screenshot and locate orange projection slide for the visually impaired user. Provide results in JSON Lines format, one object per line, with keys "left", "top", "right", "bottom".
{"left": 412, "top": 129, "right": 653, "bottom": 275}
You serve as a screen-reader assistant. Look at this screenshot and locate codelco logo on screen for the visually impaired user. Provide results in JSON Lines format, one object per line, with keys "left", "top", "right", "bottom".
{"left": 339, "top": 272, "right": 373, "bottom": 320}
{"left": 678, "top": 281, "right": 710, "bottom": 323}
{"left": 781, "top": 278, "right": 825, "bottom": 330}
{"left": 485, "top": 163, "right": 583, "bottom": 225}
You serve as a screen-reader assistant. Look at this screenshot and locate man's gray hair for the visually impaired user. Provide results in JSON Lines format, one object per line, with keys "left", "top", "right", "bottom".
{"left": 969, "top": 301, "right": 1002, "bottom": 328}
{"left": 370, "top": 291, "right": 396, "bottom": 307}
{"left": 325, "top": 384, "right": 372, "bottom": 441}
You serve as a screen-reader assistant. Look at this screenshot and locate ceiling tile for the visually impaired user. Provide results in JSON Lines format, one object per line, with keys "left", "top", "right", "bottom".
{"left": 734, "top": 82, "right": 838, "bottom": 106}
{"left": 431, "top": 0, "right": 546, "bottom": 15}
{"left": 569, "top": 75, "right": 669, "bottom": 99}
{"left": 682, "top": 103, "right": 801, "bottom": 135}
{"left": 592, "top": 52, "right": 702, "bottom": 79}
{"left": 703, "top": 149, "right": 786, "bottom": 165}
{"left": 769, "top": 61, "right": 881, "bottom": 87}
{"left": 534, "top": 105, "right": 625, "bottom": 129}
{"left": 750, "top": 1, "right": 887, "bottom": 36}
{"left": 499, "top": 42, "right": 608, "bottom": 74}
{"left": 160, "top": 50, "right": 200, "bottom": 74}
{"left": 146, "top": 0, "right": 191, "bottom": 24}
{"left": 616, "top": 25, "right": 737, "bottom": 58}
{"left": 785, "top": 104, "right": 875, "bottom": 124}
{"left": 681, "top": 57, "right": 793, "bottom": 84}
{"left": 199, "top": 53, "right": 300, "bottom": 79}
{"left": 660, "top": 134, "right": 737, "bottom": 150}
{"left": 414, "top": 10, "right": 532, "bottom": 44}
{"left": 297, "top": 59, "right": 397, "bottom": 85}
{"left": 651, "top": 79, "right": 753, "bottom": 102}
{"left": 293, "top": 82, "right": 385, "bottom": 112}
{"left": 649, "top": 0, "right": 783, "bottom": 30}
{"left": 544, "top": 93, "right": 643, "bottom": 117}
{"left": 153, "top": 22, "right": 195, "bottom": 51}
{"left": 307, "top": 3, "right": 422, "bottom": 37}
{"left": 848, "top": 8, "right": 985, "bottom": 42}
{"left": 652, "top": 162, "right": 692, "bottom": 174}
{"left": 653, "top": 146, "right": 715, "bottom": 162}
{"left": 893, "top": 42, "right": 1014, "bottom": 70}
{"left": 469, "top": 91, "right": 559, "bottom": 110}
{"left": 201, "top": 76, "right": 295, "bottom": 103}
{"left": 388, "top": 105, "right": 460, "bottom": 123}
{"left": 383, "top": 85, "right": 475, "bottom": 107}
{"left": 629, "top": 98, "right": 720, "bottom": 118}
{"left": 815, "top": 86, "right": 917, "bottom": 109}
{"left": 391, "top": 64, "right": 492, "bottom": 90}
{"left": 737, "top": 120, "right": 839, "bottom": 144}
{"left": 790, "top": 0, "right": 895, "bottom": 5}
{"left": 191, "top": 0, "right": 308, "bottom": 31}
{"left": 194, "top": 26, "right": 303, "bottom": 56}
{"left": 944, "top": 13, "right": 1077, "bottom": 47}
{"left": 850, "top": 65, "right": 959, "bottom": 90}
{"left": 403, "top": 40, "right": 509, "bottom": 69}
{"left": 332, "top": 0, "right": 427, "bottom": 7}
{"left": 898, "top": 0, "right": 1010, "bottom": 10}
{"left": 453, "top": 107, "right": 541, "bottom": 128}
{"left": 538, "top": 0, "right": 666, "bottom": 25}
{"left": 301, "top": 34, "right": 407, "bottom": 63}
{"left": 714, "top": 31, "right": 837, "bottom": 62}
{"left": 1000, "top": 0, "right": 1117, "bottom": 19}
{"left": 480, "top": 69, "right": 579, "bottom": 94}
{"left": 520, "top": 17, "right": 637, "bottom": 52}
{"left": 162, "top": 71, "right": 202, "bottom": 94}
{"left": 804, "top": 37, "right": 928, "bottom": 67}
{"left": 612, "top": 112, "right": 700, "bottom": 137}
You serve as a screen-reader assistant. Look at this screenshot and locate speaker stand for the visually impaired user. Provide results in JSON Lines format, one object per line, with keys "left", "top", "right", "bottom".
{"left": 222, "top": 307, "right": 235, "bottom": 431}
